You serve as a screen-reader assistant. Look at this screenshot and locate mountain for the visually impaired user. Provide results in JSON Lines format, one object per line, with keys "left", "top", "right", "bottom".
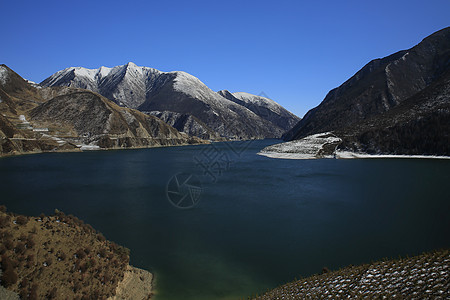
{"left": 0, "top": 64, "right": 203, "bottom": 157}
{"left": 281, "top": 27, "right": 450, "bottom": 156}
{"left": 41, "top": 63, "right": 299, "bottom": 140}
{"left": 337, "top": 68, "right": 450, "bottom": 155}
{"left": 217, "top": 90, "right": 299, "bottom": 131}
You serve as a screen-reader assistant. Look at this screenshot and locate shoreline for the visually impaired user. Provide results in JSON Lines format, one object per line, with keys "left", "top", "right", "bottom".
{"left": 258, "top": 151, "right": 450, "bottom": 160}
{"left": 0, "top": 140, "right": 210, "bottom": 159}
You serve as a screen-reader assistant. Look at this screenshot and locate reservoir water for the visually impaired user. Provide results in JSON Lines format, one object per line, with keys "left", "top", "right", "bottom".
{"left": 0, "top": 139, "right": 449, "bottom": 300}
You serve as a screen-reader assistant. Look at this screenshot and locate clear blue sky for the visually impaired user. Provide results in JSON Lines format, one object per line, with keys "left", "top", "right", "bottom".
{"left": 1, "top": 0, "right": 449, "bottom": 117}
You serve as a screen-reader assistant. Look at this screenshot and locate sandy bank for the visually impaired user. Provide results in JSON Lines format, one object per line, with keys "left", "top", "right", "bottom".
{"left": 109, "top": 265, "right": 153, "bottom": 300}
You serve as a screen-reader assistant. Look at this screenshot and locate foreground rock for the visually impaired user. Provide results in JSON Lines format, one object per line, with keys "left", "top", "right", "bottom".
{"left": 253, "top": 249, "right": 449, "bottom": 299}
{"left": 0, "top": 206, "right": 153, "bottom": 299}
{"left": 109, "top": 266, "right": 153, "bottom": 300}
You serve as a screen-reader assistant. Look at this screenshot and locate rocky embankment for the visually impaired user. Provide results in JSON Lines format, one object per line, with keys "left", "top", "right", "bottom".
{"left": 253, "top": 249, "right": 449, "bottom": 299}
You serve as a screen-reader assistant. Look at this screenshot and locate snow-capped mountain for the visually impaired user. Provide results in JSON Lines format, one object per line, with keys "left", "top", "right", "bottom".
{"left": 0, "top": 64, "right": 203, "bottom": 156}
{"left": 41, "top": 62, "right": 164, "bottom": 109}
{"left": 41, "top": 63, "right": 299, "bottom": 140}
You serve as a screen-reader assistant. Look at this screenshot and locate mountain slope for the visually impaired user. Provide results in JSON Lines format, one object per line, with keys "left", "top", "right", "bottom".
{"left": 41, "top": 63, "right": 299, "bottom": 140}
{"left": 337, "top": 68, "right": 450, "bottom": 155}
{"left": 217, "top": 90, "right": 300, "bottom": 131}
{"left": 0, "top": 64, "right": 204, "bottom": 157}
{"left": 283, "top": 27, "right": 450, "bottom": 142}
{"left": 0, "top": 206, "right": 153, "bottom": 299}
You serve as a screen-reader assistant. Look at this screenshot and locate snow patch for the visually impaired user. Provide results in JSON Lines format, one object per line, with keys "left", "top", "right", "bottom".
{"left": 0, "top": 66, "right": 9, "bottom": 85}
{"left": 97, "top": 66, "right": 112, "bottom": 78}
{"left": 259, "top": 132, "right": 342, "bottom": 159}
{"left": 74, "top": 67, "right": 98, "bottom": 80}
{"left": 335, "top": 151, "right": 450, "bottom": 160}
{"left": 79, "top": 145, "right": 101, "bottom": 151}
{"left": 233, "top": 91, "right": 283, "bottom": 114}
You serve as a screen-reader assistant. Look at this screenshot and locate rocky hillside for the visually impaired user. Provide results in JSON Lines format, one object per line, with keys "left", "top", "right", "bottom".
{"left": 217, "top": 90, "right": 299, "bottom": 132}
{"left": 252, "top": 249, "right": 449, "bottom": 299}
{"left": 0, "top": 64, "right": 204, "bottom": 157}
{"left": 282, "top": 27, "right": 450, "bottom": 155}
{"left": 337, "top": 68, "right": 450, "bottom": 155}
{"left": 41, "top": 63, "right": 299, "bottom": 140}
{"left": 0, "top": 206, "right": 153, "bottom": 300}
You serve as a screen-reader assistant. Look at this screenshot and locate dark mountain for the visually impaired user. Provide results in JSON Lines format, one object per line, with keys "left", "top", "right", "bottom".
{"left": 41, "top": 63, "right": 299, "bottom": 140}
{"left": 0, "top": 65, "right": 203, "bottom": 156}
{"left": 337, "top": 68, "right": 450, "bottom": 155}
{"left": 283, "top": 27, "right": 450, "bottom": 143}
{"left": 281, "top": 27, "right": 450, "bottom": 156}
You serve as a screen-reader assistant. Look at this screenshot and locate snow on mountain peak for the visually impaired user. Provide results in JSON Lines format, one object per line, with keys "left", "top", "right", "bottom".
{"left": 126, "top": 62, "right": 138, "bottom": 68}
{"left": 233, "top": 91, "right": 282, "bottom": 113}
{"left": 172, "top": 71, "right": 210, "bottom": 96}
{"left": 97, "top": 66, "right": 112, "bottom": 78}
{"left": 124, "top": 61, "right": 143, "bottom": 76}
{"left": 73, "top": 67, "right": 97, "bottom": 80}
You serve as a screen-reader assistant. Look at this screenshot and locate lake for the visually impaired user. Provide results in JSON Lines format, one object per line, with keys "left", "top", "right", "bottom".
{"left": 0, "top": 139, "right": 449, "bottom": 300}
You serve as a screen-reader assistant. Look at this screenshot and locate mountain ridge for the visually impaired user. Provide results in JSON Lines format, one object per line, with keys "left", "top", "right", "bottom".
{"left": 41, "top": 63, "right": 300, "bottom": 140}
{"left": 283, "top": 27, "right": 450, "bottom": 142}
{"left": 0, "top": 64, "right": 205, "bottom": 157}
{"left": 276, "top": 26, "right": 450, "bottom": 156}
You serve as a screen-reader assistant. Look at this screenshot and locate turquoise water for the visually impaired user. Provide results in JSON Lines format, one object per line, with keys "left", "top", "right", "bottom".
{"left": 0, "top": 140, "right": 449, "bottom": 299}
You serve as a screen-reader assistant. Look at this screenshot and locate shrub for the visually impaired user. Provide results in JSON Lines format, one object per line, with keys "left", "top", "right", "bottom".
{"left": 76, "top": 248, "right": 86, "bottom": 259}
{"left": 19, "top": 278, "right": 27, "bottom": 288}
{"left": 30, "top": 283, "right": 38, "bottom": 300}
{"left": 19, "top": 287, "right": 28, "bottom": 299}
{"left": 26, "top": 254, "right": 34, "bottom": 268}
{"left": 1, "top": 254, "right": 13, "bottom": 270}
{"left": 0, "top": 205, "right": 6, "bottom": 213}
{"left": 97, "top": 233, "right": 106, "bottom": 242}
{"left": 0, "top": 268, "right": 18, "bottom": 287}
{"left": 58, "top": 252, "right": 67, "bottom": 261}
{"left": 0, "top": 215, "right": 10, "bottom": 228}
{"left": 14, "top": 242, "right": 26, "bottom": 254}
{"left": 0, "top": 230, "right": 12, "bottom": 240}
{"left": 4, "top": 239, "right": 13, "bottom": 250}
{"left": 98, "top": 248, "right": 107, "bottom": 258}
{"left": 47, "top": 287, "right": 57, "bottom": 299}
{"left": 26, "top": 236, "right": 35, "bottom": 249}
{"left": 45, "top": 257, "right": 53, "bottom": 266}
{"left": 16, "top": 215, "right": 28, "bottom": 225}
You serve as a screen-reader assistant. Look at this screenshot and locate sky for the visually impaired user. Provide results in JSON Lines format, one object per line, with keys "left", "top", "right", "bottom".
{"left": 1, "top": 0, "right": 449, "bottom": 118}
